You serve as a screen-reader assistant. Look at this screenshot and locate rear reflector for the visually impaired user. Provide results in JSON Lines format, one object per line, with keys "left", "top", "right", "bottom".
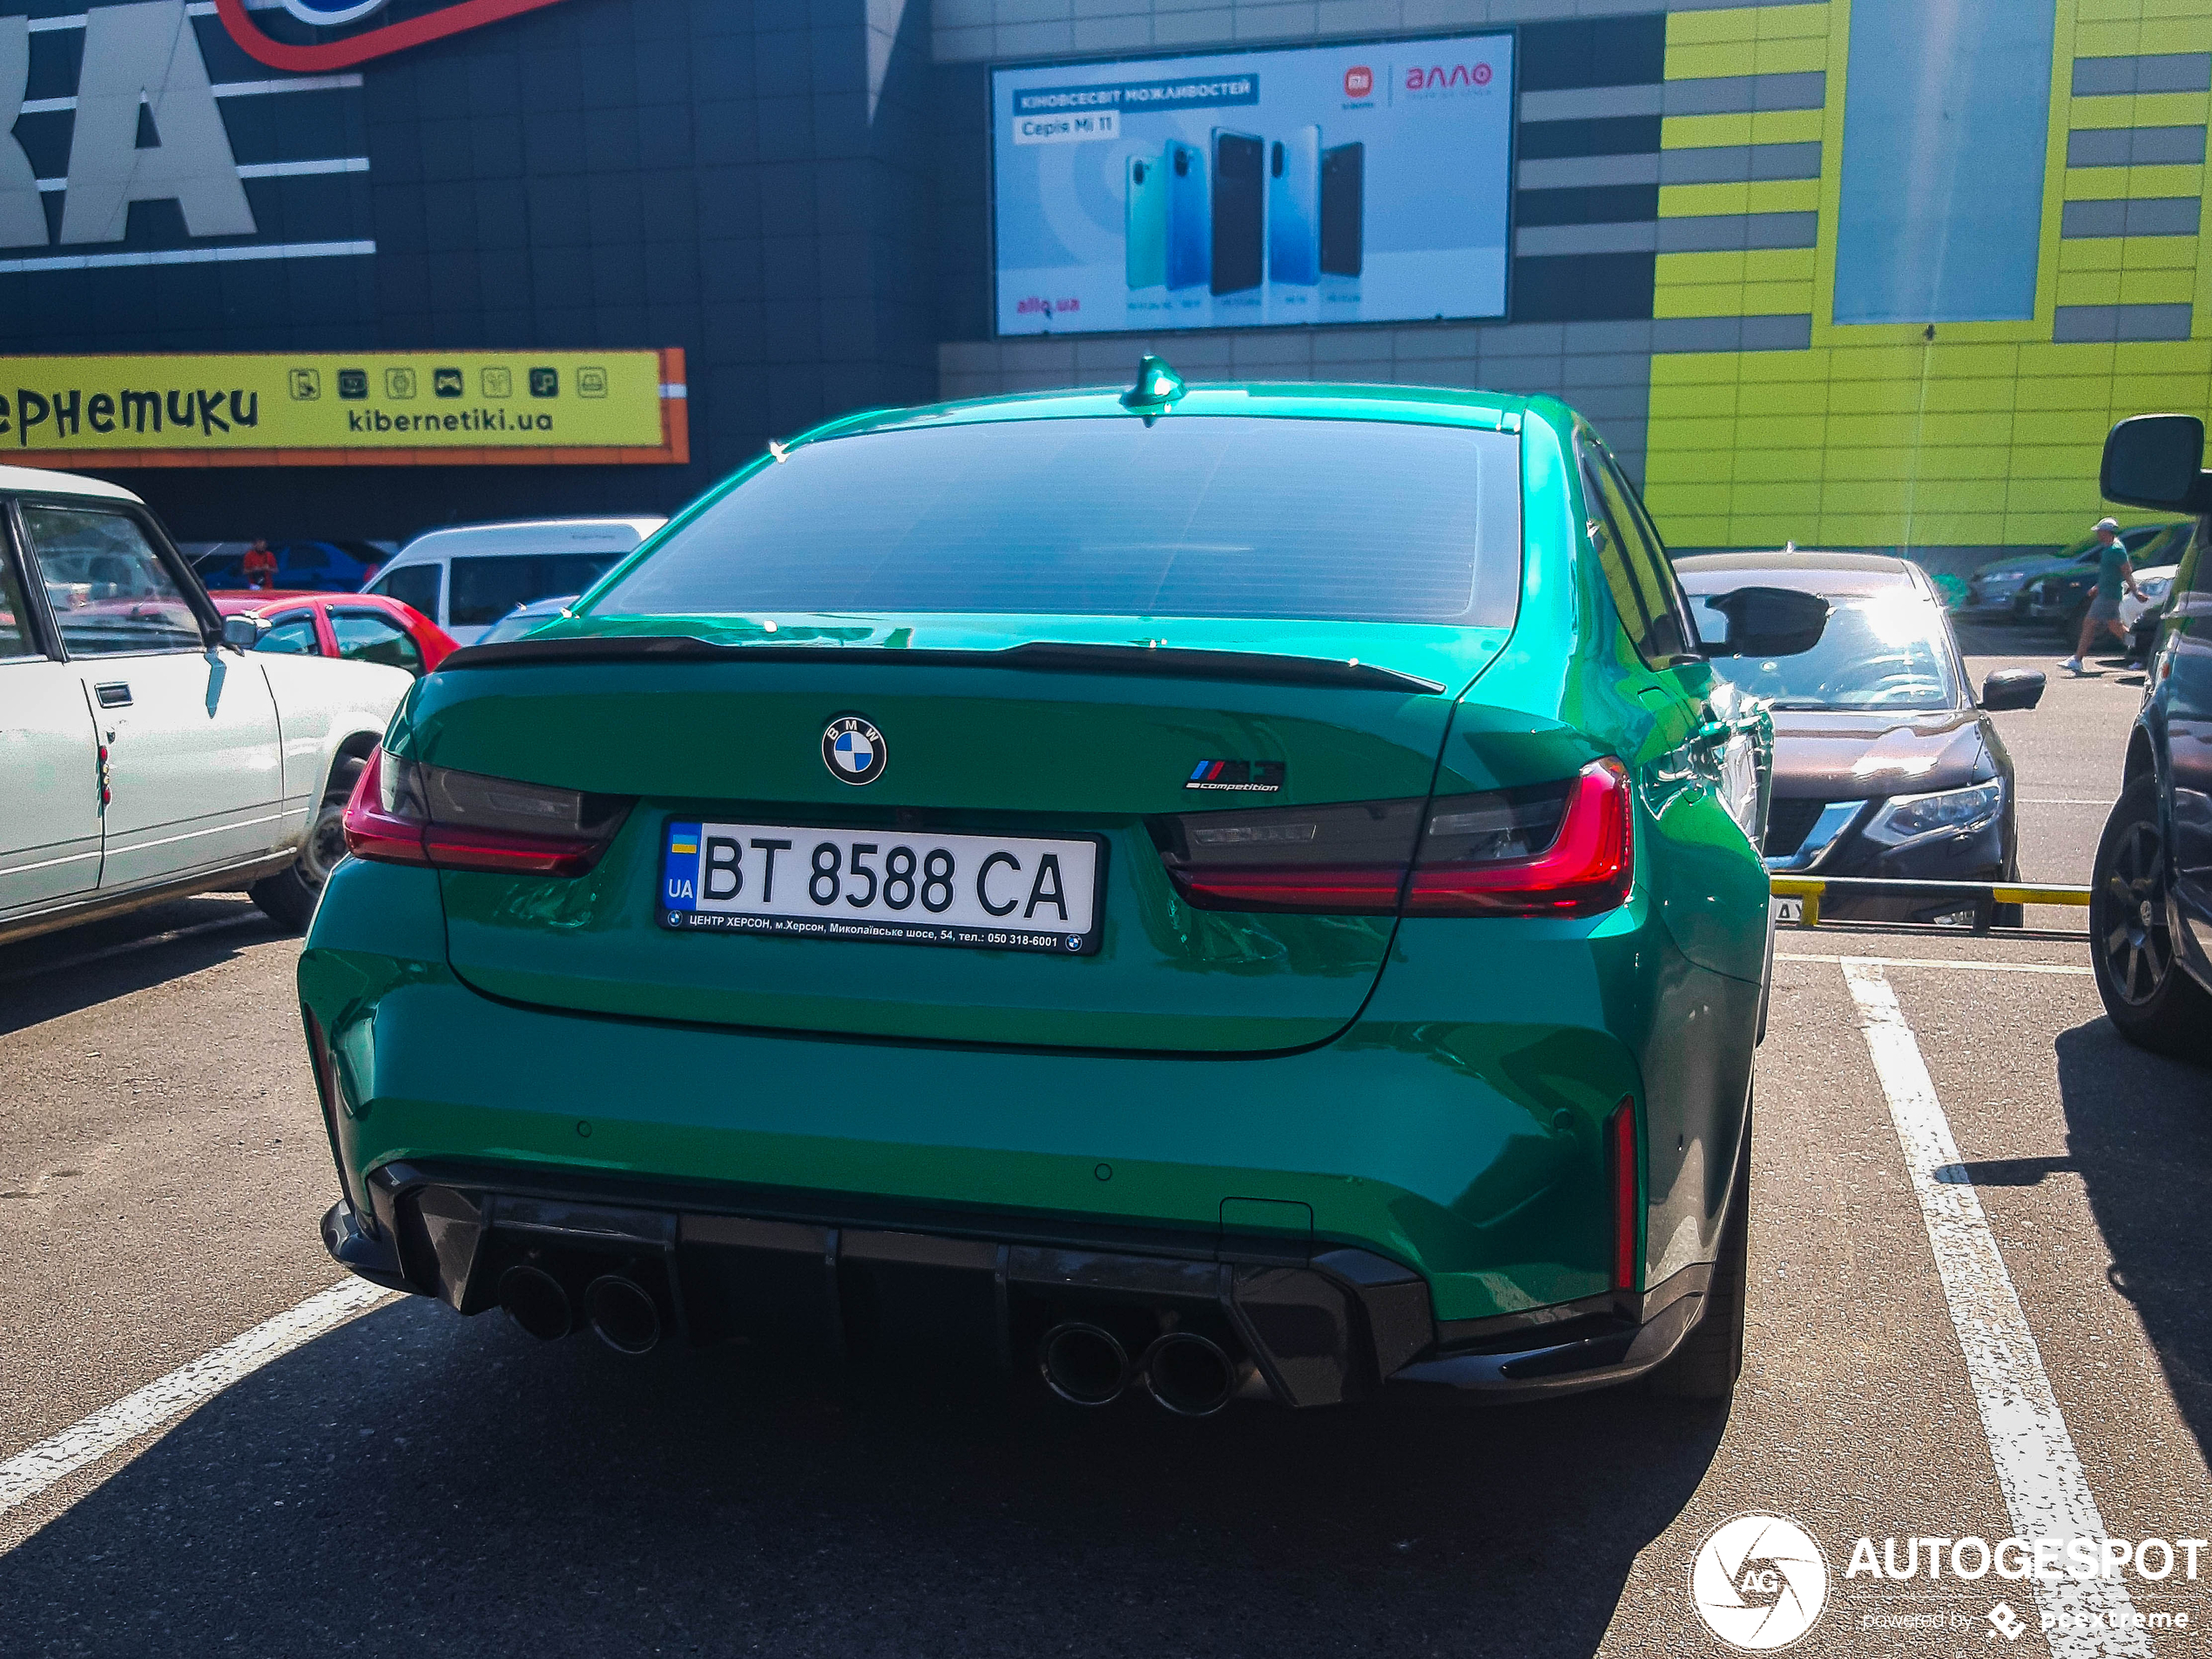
{"left": 342, "top": 746, "right": 631, "bottom": 877}
{"left": 1156, "top": 756, "right": 1633, "bottom": 919}
{"left": 1608, "top": 1098, "right": 1640, "bottom": 1293}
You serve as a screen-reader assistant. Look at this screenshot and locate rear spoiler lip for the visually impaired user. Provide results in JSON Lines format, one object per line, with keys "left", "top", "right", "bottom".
{"left": 435, "top": 634, "right": 1448, "bottom": 694}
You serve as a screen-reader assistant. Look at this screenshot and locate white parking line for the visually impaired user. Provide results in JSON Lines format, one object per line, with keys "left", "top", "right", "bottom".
{"left": 1780, "top": 954, "right": 2092, "bottom": 975}
{"left": 0, "top": 1278, "right": 394, "bottom": 1524}
{"left": 1844, "top": 963, "right": 2149, "bottom": 1658}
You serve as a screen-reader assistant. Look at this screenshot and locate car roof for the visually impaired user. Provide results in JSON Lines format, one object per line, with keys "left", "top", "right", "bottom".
{"left": 388, "top": 516, "right": 667, "bottom": 565}
{"left": 794, "top": 381, "right": 1532, "bottom": 450}
{"left": 209, "top": 590, "right": 328, "bottom": 609}
{"left": 210, "top": 590, "right": 406, "bottom": 610}
{"left": 1675, "top": 550, "right": 1929, "bottom": 596}
{"left": 0, "top": 464, "right": 144, "bottom": 505}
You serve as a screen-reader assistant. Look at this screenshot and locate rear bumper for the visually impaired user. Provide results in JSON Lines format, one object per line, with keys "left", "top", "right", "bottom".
{"left": 320, "top": 1161, "right": 1707, "bottom": 1406}
{"left": 302, "top": 856, "right": 1753, "bottom": 1398}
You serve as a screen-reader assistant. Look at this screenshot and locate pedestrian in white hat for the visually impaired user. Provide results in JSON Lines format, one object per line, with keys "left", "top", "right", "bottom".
{"left": 2060, "top": 516, "right": 2142, "bottom": 673}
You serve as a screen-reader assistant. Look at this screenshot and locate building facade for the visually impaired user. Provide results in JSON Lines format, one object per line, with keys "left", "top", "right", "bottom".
{"left": 1, "top": 0, "right": 2205, "bottom": 564}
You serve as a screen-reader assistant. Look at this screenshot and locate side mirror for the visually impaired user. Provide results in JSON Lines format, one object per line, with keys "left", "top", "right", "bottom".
{"left": 1701, "top": 586, "right": 1831, "bottom": 659}
{"left": 1979, "top": 668, "right": 2045, "bottom": 711}
{"left": 2101, "top": 414, "right": 2208, "bottom": 510}
{"left": 220, "top": 614, "right": 262, "bottom": 651}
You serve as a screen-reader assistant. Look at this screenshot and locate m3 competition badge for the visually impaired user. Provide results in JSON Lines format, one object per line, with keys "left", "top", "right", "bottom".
{"left": 822, "top": 716, "right": 887, "bottom": 786}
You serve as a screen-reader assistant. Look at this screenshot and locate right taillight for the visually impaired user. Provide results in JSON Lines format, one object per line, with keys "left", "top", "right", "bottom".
{"left": 1155, "top": 756, "right": 1633, "bottom": 919}
{"left": 1404, "top": 757, "right": 1633, "bottom": 917}
{"left": 342, "top": 746, "right": 631, "bottom": 876}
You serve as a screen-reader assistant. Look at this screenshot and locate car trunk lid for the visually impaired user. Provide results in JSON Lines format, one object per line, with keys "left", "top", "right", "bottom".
{"left": 420, "top": 617, "right": 1506, "bottom": 1053}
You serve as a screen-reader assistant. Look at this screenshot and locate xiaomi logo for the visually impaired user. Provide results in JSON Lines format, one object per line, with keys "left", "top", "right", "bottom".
{"left": 1343, "top": 64, "right": 1373, "bottom": 98}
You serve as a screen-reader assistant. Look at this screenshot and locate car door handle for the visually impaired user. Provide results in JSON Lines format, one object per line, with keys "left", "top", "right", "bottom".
{"left": 94, "top": 682, "right": 132, "bottom": 709}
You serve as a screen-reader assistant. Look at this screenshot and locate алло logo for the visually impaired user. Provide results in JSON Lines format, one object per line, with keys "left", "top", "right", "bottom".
{"left": 822, "top": 716, "right": 887, "bottom": 786}
{"left": 1690, "top": 1514, "right": 1831, "bottom": 1650}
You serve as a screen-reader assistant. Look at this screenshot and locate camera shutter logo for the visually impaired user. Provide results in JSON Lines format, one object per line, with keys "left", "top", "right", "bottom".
{"left": 1689, "top": 1514, "right": 1829, "bottom": 1650}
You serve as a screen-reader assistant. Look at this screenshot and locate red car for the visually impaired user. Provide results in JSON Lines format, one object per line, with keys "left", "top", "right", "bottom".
{"left": 209, "top": 589, "right": 457, "bottom": 676}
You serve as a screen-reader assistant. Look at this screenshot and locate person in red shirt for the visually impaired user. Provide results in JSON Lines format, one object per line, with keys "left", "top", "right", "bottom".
{"left": 240, "top": 539, "right": 279, "bottom": 590}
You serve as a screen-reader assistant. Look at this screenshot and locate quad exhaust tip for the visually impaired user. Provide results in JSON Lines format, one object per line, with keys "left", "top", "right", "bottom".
{"left": 1140, "top": 1332, "right": 1240, "bottom": 1418}
{"left": 1039, "top": 1321, "right": 1129, "bottom": 1406}
{"left": 583, "top": 1274, "right": 663, "bottom": 1355}
{"left": 498, "top": 1264, "right": 572, "bottom": 1341}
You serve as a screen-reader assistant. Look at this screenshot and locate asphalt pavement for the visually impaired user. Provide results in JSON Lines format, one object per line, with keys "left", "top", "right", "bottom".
{"left": 1, "top": 629, "right": 2207, "bottom": 1658}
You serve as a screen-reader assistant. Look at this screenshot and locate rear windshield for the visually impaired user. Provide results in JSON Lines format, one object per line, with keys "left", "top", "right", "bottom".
{"left": 592, "top": 415, "right": 1522, "bottom": 626}
{"left": 450, "top": 552, "right": 631, "bottom": 625}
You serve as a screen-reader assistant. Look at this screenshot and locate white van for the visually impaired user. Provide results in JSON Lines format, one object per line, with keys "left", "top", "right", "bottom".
{"left": 362, "top": 516, "right": 665, "bottom": 646}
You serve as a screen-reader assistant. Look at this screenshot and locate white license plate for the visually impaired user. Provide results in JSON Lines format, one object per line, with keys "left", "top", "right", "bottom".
{"left": 658, "top": 819, "right": 1103, "bottom": 954}
{"left": 1772, "top": 895, "right": 1804, "bottom": 923}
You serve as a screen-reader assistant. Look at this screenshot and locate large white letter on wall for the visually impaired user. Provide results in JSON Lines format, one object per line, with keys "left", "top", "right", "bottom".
{"left": 0, "top": 18, "right": 48, "bottom": 248}
{"left": 60, "top": 0, "right": 255, "bottom": 245}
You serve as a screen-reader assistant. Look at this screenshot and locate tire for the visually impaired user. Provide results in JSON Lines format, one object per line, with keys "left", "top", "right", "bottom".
{"left": 2090, "top": 773, "right": 2212, "bottom": 1063}
{"left": 1648, "top": 1098, "right": 1750, "bottom": 1401}
{"left": 1993, "top": 856, "right": 2024, "bottom": 930}
{"left": 249, "top": 756, "right": 363, "bottom": 934}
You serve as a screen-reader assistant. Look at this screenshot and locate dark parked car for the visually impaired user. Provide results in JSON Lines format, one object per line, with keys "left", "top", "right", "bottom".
{"left": 1959, "top": 523, "right": 2178, "bottom": 621}
{"left": 190, "top": 539, "right": 387, "bottom": 593}
{"left": 2087, "top": 415, "right": 2212, "bottom": 1062}
{"left": 2016, "top": 521, "right": 2192, "bottom": 636}
{"left": 1678, "top": 552, "right": 2044, "bottom": 926}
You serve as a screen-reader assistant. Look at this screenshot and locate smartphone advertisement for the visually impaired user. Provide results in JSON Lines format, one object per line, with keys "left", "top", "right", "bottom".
{"left": 990, "top": 35, "right": 1514, "bottom": 337}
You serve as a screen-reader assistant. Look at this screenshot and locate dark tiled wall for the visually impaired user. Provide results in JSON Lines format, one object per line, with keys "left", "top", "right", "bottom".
{"left": 0, "top": 0, "right": 940, "bottom": 543}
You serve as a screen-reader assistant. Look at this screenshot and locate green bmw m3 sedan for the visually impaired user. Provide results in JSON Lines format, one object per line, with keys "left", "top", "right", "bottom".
{"left": 304, "top": 365, "right": 1822, "bottom": 1413}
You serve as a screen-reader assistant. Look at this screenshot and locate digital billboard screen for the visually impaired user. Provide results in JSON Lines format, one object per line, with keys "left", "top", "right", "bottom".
{"left": 989, "top": 35, "right": 1514, "bottom": 337}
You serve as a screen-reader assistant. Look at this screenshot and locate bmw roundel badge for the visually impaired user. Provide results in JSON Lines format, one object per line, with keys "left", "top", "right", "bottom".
{"left": 822, "top": 715, "right": 887, "bottom": 786}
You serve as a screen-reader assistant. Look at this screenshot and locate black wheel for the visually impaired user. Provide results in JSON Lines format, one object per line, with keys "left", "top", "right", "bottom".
{"left": 1649, "top": 1097, "right": 1750, "bottom": 1400}
{"left": 2090, "top": 773, "right": 2212, "bottom": 1063}
{"left": 250, "top": 755, "right": 363, "bottom": 933}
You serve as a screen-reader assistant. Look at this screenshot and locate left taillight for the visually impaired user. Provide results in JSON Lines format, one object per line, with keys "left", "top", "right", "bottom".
{"left": 342, "top": 745, "right": 632, "bottom": 876}
{"left": 1155, "top": 756, "right": 1634, "bottom": 919}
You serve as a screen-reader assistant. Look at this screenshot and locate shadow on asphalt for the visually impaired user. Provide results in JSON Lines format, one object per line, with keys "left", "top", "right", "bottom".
{"left": 0, "top": 897, "right": 285, "bottom": 1040}
{"left": 2054, "top": 1017, "right": 2212, "bottom": 1468}
{"left": 0, "top": 1297, "right": 1726, "bottom": 1657}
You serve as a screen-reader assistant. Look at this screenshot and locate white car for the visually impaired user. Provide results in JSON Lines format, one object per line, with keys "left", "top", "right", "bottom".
{"left": 0, "top": 466, "right": 410, "bottom": 945}
{"left": 2119, "top": 562, "right": 2179, "bottom": 639}
{"left": 361, "top": 516, "right": 664, "bottom": 646}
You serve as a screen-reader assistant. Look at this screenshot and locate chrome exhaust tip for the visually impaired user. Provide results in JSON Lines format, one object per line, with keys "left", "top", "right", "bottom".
{"left": 497, "top": 1264, "right": 572, "bottom": 1341}
{"left": 583, "top": 1274, "right": 663, "bottom": 1355}
{"left": 1039, "top": 1321, "right": 1130, "bottom": 1406}
{"left": 1140, "top": 1332, "right": 1242, "bottom": 1417}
